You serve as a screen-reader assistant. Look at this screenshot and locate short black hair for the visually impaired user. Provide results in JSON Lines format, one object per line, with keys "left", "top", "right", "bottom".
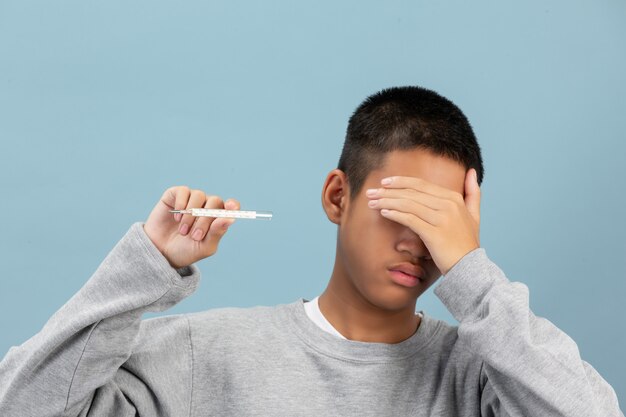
{"left": 337, "top": 86, "right": 484, "bottom": 201}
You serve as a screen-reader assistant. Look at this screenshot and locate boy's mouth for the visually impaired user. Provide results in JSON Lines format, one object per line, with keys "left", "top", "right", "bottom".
{"left": 388, "top": 262, "right": 425, "bottom": 280}
{"left": 387, "top": 263, "right": 425, "bottom": 288}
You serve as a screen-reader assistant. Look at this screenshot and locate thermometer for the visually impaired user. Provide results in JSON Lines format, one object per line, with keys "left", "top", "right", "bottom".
{"left": 169, "top": 208, "right": 272, "bottom": 220}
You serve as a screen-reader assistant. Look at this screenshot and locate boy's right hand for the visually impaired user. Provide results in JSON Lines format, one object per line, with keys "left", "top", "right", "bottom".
{"left": 143, "top": 186, "right": 240, "bottom": 269}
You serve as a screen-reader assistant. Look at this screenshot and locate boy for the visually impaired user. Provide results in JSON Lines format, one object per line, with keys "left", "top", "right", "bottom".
{"left": 0, "top": 86, "right": 622, "bottom": 416}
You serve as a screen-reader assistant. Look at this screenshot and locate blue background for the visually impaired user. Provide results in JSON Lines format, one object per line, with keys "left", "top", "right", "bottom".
{"left": 1, "top": 0, "right": 624, "bottom": 405}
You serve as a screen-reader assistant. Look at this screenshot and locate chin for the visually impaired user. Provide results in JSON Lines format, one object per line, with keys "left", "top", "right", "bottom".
{"left": 366, "top": 285, "right": 423, "bottom": 312}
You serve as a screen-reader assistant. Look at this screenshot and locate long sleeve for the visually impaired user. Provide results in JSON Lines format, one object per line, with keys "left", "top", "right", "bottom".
{"left": 0, "top": 222, "right": 201, "bottom": 417}
{"left": 434, "top": 248, "right": 623, "bottom": 417}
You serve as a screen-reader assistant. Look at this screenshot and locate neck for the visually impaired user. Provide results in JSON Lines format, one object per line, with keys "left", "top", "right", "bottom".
{"left": 319, "top": 265, "right": 421, "bottom": 344}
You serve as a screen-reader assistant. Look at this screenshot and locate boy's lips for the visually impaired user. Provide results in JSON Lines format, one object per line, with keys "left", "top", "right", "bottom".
{"left": 388, "top": 262, "right": 426, "bottom": 280}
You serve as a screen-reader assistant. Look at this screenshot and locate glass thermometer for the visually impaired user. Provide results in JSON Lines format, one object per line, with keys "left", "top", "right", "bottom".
{"left": 169, "top": 208, "right": 272, "bottom": 220}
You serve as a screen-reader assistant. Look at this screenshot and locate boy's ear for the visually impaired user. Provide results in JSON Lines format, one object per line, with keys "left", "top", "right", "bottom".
{"left": 321, "top": 169, "right": 349, "bottom": 225}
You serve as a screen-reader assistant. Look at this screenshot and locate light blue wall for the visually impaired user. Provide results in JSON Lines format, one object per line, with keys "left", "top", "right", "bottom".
{"left": 1, "top": 0, "right": 624, "bottom": 404}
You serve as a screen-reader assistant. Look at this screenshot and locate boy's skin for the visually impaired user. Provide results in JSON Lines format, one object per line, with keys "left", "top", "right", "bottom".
{"left": 144, "top": 146, "right": 481, "bottom": 345}
{"left": 319, "top": 147, "right": 480, "bottom": 343}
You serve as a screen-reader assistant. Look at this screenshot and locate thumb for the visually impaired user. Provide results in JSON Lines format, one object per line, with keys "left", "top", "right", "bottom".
{"left": 202, "top": 198, "right": 239, "bottom": 256}
{"left": 464, "top": 168, "right": 481, "bottom": 226}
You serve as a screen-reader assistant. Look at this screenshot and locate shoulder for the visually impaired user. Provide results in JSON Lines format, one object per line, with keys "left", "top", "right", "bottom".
{"left": 185, "top": 302, "right": 289, "bottom": 341}
{"left": 187, "top": 302, "right": 282, "bottom": 323}
{"left": 422, "top": 315, "right": 482, "bottom": 368}
{"left": 135, "top": 314, "right": 193, "bottom": 347}
{"left": 128, "top": 305, "right": 283, "bottom": 357}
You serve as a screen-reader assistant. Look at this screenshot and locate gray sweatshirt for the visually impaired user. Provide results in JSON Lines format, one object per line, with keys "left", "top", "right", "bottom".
{"left": 0, "top": 222, "right": 622, "bottom": 416}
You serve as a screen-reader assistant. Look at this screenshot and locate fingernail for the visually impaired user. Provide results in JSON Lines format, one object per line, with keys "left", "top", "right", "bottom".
{"left": 368, "top": 200, "right": 378, "bottom": 207}
{"left": 179, "top": 223, "right": 189, "bottom": 235}
{"left": 192, "top": 229, "right": 203, "bottom": 241}
{"left": 365, "top": 188, "right": 378, "bottom": 197}
{"left": 174, "top": 213, "right": 182, "bottom": 222}
{"left": 381, "top": 177, "right": 392, "bottom": 185}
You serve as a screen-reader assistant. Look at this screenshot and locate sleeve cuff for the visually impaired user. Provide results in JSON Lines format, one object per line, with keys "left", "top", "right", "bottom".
{"left": 434, "top": 247, "right": 508, "bottom": 322}
{"left": 129, "top": 221, "right": 201, "bottom": 290}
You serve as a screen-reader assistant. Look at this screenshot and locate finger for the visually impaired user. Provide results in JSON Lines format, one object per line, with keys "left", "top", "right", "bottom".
{"left": 381, "top": 176, "right": 460, "bottom": 201}
{"left": 207, "top": 197, "right": 240, "bottom": 233}
{"left": 366, "top": 187, "right": 446, "bottom": 211}
{"left": 161, "top": 186, "right": 182, "bottom": 209}
{"left": 368, "top": 197, "right": 441, "bottom": 226}
{"left": 464, "top": 169, "right": 481, "bottom": 226}
{"left": 202, "top": 214, "right": 236, "bottom": 256}
{"left": 189, "top": 195, "right": 225, "bottom": 241}
{"left": 379, "top": 208, "right": 436, "bottom": 238}
{"left": 224, "top": 198, "right": 240, "bottom": 211}
{"left": 163, "top": 186, "right": 190, "bottom": 222}
{"left": 179, "top": 190, "right": 214, "bottom": 236}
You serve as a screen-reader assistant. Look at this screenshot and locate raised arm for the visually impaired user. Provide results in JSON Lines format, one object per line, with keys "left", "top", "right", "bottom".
{"left": 435, "top": 248, "right": 624, "bottom": 417}
{"left": 367, "top": 170, "right": 623, "bottom": 416}
{"left": 0, "top": 186, "right": 241, "bottom": 416}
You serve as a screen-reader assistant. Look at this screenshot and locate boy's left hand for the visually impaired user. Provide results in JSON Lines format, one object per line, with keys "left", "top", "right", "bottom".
{"left": 366, "top": 168, "right": 481, "bottom": 276}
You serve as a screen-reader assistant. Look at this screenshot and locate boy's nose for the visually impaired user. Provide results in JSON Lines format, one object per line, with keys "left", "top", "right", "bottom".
{"left": 395, "top": 227, "right": 430, "bottom": 261}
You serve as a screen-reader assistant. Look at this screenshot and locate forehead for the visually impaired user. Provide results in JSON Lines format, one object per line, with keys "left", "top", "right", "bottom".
{"left": 367, "top": 148, "right": 467, "bottom": 195}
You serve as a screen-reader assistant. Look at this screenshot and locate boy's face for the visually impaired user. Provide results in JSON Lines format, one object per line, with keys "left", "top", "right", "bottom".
{"left": 323, "top": 147, "right": 467, "bottom": 311}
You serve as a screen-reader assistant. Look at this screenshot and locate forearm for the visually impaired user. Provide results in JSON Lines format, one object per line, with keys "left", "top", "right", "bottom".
{"left": 435, "top": 248, "right": 623, "bottom": 417}
{"left": 0, "top": 222, "right": 200, "bottom": 417}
